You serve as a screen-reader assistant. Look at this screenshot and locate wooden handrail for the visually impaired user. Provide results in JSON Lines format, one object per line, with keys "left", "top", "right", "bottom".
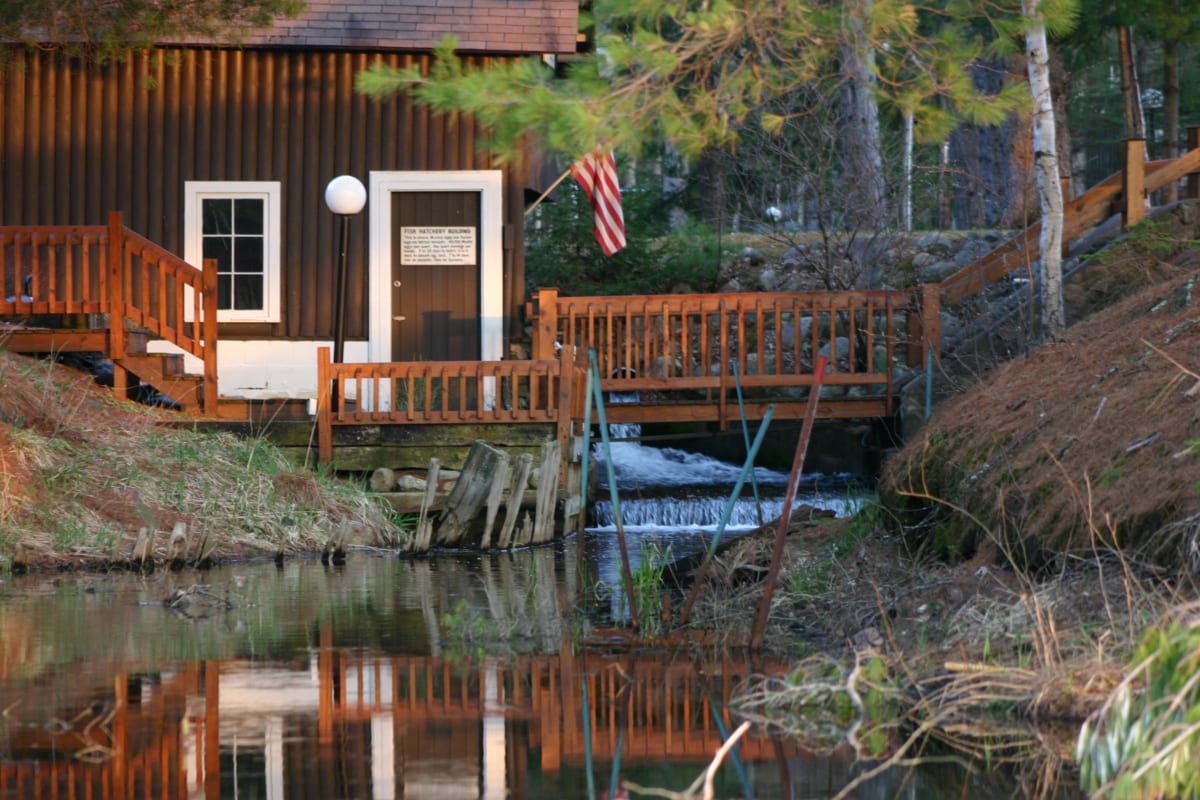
{"left": 0, "top": 212, "right": 219, "bottom": 411}
{"left": 940, "top": 136, "right": 1200, "bottom": 306}
{"left": 316, "top": 346, "right": 588, "bottom": 465}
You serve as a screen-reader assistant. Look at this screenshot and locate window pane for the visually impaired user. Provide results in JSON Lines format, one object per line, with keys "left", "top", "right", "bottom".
{"left": 233, "top": 275, "right": 263, "bottom": 311}
{"left": 234, "top": 237, "right": 264, "bottom": 274}
{"left": 217, "top": 274, "right": 232, "bottom": 310}
{"left": 234, "top": 198, "right": 264, "bottom": 235}
{"left": 202, "top": 199, "right": 233, "bottom": 235}
{"left": 202, "top": 237, "right": 232, "bottom": 271}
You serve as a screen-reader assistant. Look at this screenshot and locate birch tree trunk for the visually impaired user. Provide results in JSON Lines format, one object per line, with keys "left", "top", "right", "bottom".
{"left": 902, "top": 108, "right": 914, "bottom": 232}
{"left": 1024, "top": 0, "right": 1065, "bottom": 334}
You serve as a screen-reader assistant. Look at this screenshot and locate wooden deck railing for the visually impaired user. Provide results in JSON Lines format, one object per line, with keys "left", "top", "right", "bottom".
{"left": 0, "top": 211, "right": 218, "bottom": 411}
{"left": 528, "top": 287, "right": 914, "bottom": 425}
{"left": 317, "top": 344, "right": 588, "bottom": 465}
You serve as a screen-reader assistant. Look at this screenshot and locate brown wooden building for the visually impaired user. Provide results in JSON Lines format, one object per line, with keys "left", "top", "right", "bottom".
{"left": 0, "top": 0, "right": 579, "bottom": 399}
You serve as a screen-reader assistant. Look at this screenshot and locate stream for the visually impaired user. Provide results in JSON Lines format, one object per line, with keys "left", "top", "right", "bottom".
{"left": 0, "top": 434, "right": 1083, "bottom": 798}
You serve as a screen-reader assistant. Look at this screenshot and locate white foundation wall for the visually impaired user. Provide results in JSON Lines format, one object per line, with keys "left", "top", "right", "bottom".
{"left": 148, "top": 339, "right": 370, "bottom": 400}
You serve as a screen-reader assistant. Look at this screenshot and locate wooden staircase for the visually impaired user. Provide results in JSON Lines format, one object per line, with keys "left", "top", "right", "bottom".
{"left": 0, "top": 324, "right": 207, "bottom": 412}
{"left": 0, "top": 212, "right": 218, "bottom": 415}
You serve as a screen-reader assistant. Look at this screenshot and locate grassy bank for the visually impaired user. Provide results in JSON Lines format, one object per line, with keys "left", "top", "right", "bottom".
{"left": 0, "top": 347, "right": 401, "bottom": 570}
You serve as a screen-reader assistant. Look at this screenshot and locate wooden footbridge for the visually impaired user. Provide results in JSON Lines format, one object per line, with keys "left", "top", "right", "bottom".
{"left": 3, "top": 136, "right": 1199, "bottom": 471}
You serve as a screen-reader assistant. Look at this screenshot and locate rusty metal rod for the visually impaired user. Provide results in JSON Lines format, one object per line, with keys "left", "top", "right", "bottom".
{"left": 749, "top": 356, "right": 828, "bottom": 651}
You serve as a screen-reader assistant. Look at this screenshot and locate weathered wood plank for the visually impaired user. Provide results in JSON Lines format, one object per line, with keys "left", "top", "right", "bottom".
{"left": 497, "top": 453, "right": 534, "bottom": 549}
{"left": 413, "top": 458, "right": 440, "bottom": 552}
{"left": 435, "top": 440, "right": 510, "bottom": 547}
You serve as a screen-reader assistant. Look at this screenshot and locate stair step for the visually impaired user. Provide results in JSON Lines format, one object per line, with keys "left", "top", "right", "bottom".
{"left": 212, "top": 398, "right": 313, "bottom": 422}
{"left": 121, "top": 352, "right": 187, "bottom": 378}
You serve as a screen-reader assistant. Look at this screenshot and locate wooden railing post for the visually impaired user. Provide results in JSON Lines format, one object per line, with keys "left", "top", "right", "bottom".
{"left": 201, "top": 257, "right": 219, "bottom": 413}
{"left": 555, "top": 343, "right": 575, "bottom": 456}
{"left": 317, "top": 346, "right": 333, "bottom": 465}
{"left": 1122, "top": 138, "right": 1146, "bottom": 228}
{"left": 107, "top": 211, "right": 128, "bottom": 399}
{"left": 1187, "top": 127, "right": 1200, "bottom": 200}
{"left": 920, "top": 283, "right": 941, "bottom": 367}
{"left": 554, "top": 343, "right": 580, "bottom": 492}
{"left": 533, "top": 288, "right": 559, "bottom": 360}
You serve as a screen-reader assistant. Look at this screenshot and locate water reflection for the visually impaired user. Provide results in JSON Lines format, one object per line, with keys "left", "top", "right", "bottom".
{"left": 0, "top": 553, "right": 1078, "bottom": 799}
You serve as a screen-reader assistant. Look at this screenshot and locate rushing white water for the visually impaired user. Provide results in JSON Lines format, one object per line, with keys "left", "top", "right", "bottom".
{"left": 590, "top": 395, "right": 860, "bottom": 530}
{"left": 585, "top": 393, "right": 865, "bottom": 619}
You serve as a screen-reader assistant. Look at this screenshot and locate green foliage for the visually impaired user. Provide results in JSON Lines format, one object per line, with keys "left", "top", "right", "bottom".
{"left": 785, "top": 498, "right": 875, "bottom": 596}
{"left": 0, "top": 0, "right": 305, "bottom": 63}
{"left": 356, "top": 2, "right": 1058, "bottom": 165}
{"left": 627, "top": 541, "right": 670, "bottom": 638}
{"left": 1078, "top": 622, "right": 1200, "bottom": 798}
{"left": 526, "top": 172, "right": 726, "bottom": 296}
{"left": 1123, "top": 218, "right": 1200, "bottom": 260}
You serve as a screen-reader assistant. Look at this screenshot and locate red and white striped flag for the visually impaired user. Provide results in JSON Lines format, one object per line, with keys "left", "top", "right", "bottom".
{"left": 571, "top": 149, "right": 626, "bottom": 256}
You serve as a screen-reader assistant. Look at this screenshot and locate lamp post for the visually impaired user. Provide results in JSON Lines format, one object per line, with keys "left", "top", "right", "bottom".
{"left": 324, "top": 175, "right": 367, "bottom": 367}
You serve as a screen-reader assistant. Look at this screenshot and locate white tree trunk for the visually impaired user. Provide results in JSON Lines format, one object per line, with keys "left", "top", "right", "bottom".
{"left": 903, "top": 108, "right": 914, "bottom": 232}
{"left": 1024, "top": 0, "right": 1065, "bottom": 334}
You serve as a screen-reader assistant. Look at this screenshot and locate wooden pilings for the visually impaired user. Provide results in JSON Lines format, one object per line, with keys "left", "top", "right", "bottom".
{"left": 410, "top": 437, "right": 577, "bottom": 553}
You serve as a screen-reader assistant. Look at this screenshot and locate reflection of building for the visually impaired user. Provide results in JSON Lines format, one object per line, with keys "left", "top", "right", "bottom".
{"left": 0, "top": 633, "right": 793, "bottom": 799}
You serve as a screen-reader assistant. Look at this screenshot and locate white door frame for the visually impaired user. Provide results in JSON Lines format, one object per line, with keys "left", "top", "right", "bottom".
{"left": 367, "top": 170, "right": 504, "bottom": 364}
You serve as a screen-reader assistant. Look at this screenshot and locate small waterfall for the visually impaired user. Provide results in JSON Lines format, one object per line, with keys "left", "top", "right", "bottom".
{"left": 592, "top": 493, "right": 854, "bottom": 531}
{"left": 590, "top": 390, "right": 860, "bottom": 529}
{"left": 587, "top": 391, "right": 864, "bottom": 621}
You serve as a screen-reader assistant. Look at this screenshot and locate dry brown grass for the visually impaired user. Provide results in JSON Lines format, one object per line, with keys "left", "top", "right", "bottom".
{"left": 0, "top": 348, "right": 399, "bottom": 570}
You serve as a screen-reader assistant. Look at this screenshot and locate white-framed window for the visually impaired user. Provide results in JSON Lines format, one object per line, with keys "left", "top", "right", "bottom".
{"left": 184, "top": 181, "right": 282, "bottom": 323}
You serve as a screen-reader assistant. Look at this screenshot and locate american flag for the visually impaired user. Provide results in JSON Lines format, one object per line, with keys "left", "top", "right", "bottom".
{"left": 570, "top": 150, "right": 626, "bottom": 256}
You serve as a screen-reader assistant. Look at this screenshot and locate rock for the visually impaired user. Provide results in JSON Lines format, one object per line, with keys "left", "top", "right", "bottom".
{"left": 915, "top": 232, "right": 952, "bottom": 255}
{"left": 396, "top": 473, "right": 427, "bottom": 492}
{"left": 818, "top": 337, "right": 852, "bottom": 361}
{"left": 911, "top": 252, "right": 939, "bottom": 269}
{"left": 741, "top": 246, "right": 766, "bottom": 266}
{"left": 780, "top": 318, "right": 814, "bottom": 349}
{"left": 369, "top": 467, "right": 396, "bottom": 492}
{"left": 851, "top": 626, "right": 883, "bottom": 651}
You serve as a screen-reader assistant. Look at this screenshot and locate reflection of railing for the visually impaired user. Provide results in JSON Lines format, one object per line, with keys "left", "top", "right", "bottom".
{"left": 0, "top": 668, "right": 194, "bottom": 799}
{"left": 319, "top": 650, "right": 791, "bottom": 766}
{"left": 316, "top": 344, "right": 588, "bottom": 464}
{"left": 0, "top": 650, "right": 796, "bottom": 799}
{"left": 0, "top": 211, "right": 219, "bottom": 411}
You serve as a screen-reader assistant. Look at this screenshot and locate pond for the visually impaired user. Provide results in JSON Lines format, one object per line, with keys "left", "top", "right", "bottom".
{"left": 0, "top": 545, "right": 1082, "bottom": 799}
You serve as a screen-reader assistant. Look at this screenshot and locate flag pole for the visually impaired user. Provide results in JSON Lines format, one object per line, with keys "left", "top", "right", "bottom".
{"left": 524, "top": 165, "right": 574, "bottom": 217}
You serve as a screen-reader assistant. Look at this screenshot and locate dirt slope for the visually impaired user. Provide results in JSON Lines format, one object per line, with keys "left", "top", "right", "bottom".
{"left": 882, "top": 208, "right": 1200, "bottom": 571}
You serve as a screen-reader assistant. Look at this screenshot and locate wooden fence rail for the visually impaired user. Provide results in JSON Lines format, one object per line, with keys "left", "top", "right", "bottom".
{"left": 940, "top": 134, "right": 1200, "bottom": 305}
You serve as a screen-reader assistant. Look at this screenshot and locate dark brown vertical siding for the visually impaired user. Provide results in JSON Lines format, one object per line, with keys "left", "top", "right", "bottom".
{"left": 161, "top": 56, "right": 181, "bottom": 244}
{"left": 69, "top": 61, "right": 88, "bottom": 224}
{"left": 0, "top": 46, "right": 527, "bottom": 341}
{"left": 131, "top": 56, "right": 149, "bottom": 231}
{"left": 85, "top": 62, "right": 103, "bottom": 218}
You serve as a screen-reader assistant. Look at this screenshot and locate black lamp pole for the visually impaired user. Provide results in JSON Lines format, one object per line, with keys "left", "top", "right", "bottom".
{"left": 333, "top": 213, "right": 351, "bottom": 365}
{"left": 324, "top": 175, "right": 366, "bottom": 410}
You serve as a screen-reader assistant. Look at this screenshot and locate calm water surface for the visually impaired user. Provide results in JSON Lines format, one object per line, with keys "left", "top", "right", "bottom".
{"left": 0, "top": 542, "right": 1081, "bottom": 799}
